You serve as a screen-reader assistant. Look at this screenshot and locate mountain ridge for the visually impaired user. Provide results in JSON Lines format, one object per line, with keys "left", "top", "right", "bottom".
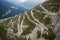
{"left": 0, "top": 0, "right": 60, "bottom": 40}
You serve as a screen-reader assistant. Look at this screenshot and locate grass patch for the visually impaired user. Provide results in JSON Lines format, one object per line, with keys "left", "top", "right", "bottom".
{"left": 22, "top": 15, "right": 35, "bottom": 35}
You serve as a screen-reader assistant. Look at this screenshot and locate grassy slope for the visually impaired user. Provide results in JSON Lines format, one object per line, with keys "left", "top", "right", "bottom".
{"left": 0, "top": 1, "right": 56, "bottom": 40}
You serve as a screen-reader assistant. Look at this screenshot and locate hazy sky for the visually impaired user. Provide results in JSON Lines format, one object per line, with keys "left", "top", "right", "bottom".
{"left": 6, "top": 0, "right": 46, "bottom": 9}
{"left": 6, "top": 0, "right": 46, "bottom": 3}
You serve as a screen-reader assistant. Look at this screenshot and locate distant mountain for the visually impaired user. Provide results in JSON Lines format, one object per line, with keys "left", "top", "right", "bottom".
{"left": 0, "top": 0, "right": 27, "bottom": 19}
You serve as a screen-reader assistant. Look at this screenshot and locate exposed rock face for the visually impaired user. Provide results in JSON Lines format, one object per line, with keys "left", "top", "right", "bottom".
{"left": 54, "top": 10, "right": 60, "bottom": 40}
{"left": 54, "top": 20, "right": 60, "bottom": 40}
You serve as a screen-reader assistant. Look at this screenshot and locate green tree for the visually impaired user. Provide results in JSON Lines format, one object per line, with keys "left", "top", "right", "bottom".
{"left": 36, "top": 30, "right": 41, "bottom": 39}
{"left": 28, "top": 37, "right": 31, "bottom": 40}
{"left": 17, "top": 36, "right": 27, "bottom": 40}
{"left": 0, "top": 25, "right": 7, "bottom": 40}
{"left": 42, "top": 27, "right": 56, "bottom": 40}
